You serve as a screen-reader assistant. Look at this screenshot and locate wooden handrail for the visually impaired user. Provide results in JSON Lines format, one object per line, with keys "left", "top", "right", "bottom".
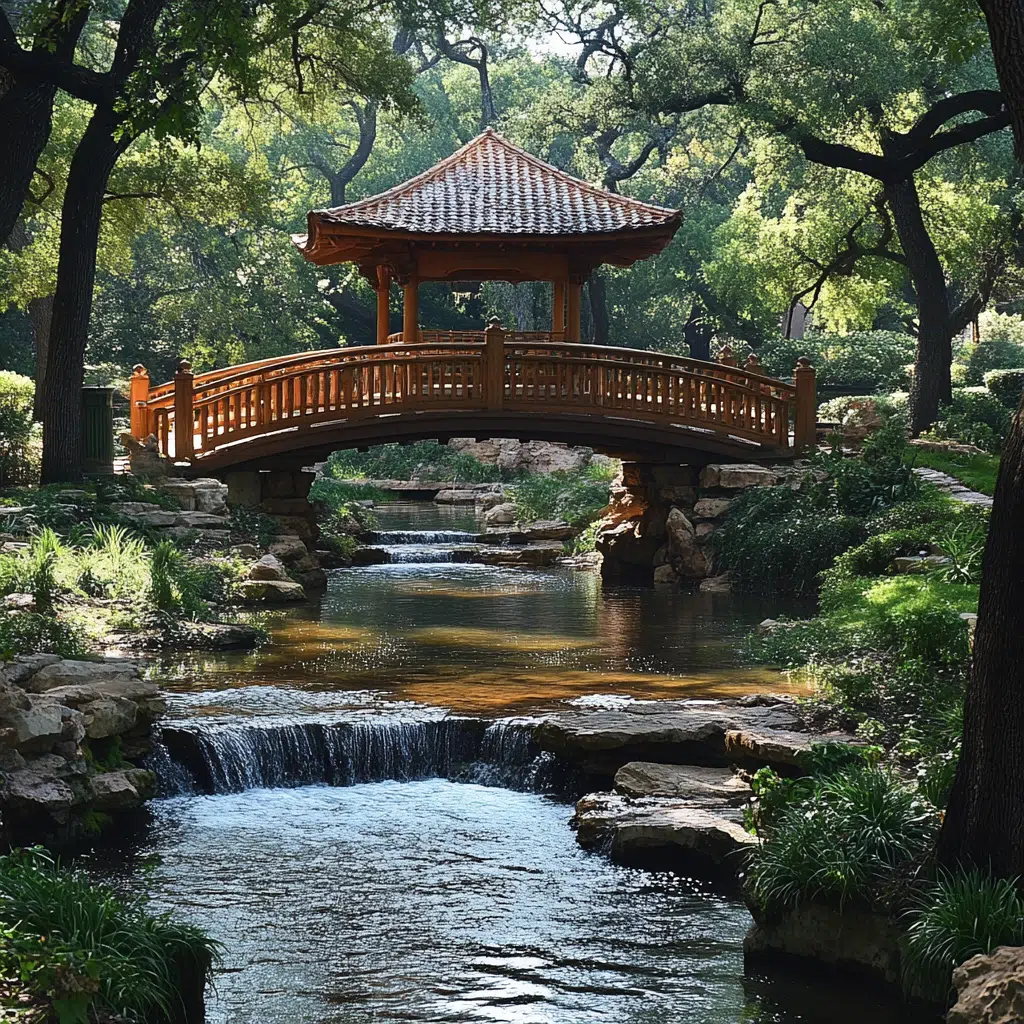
{"left": 134, "top": 325, "right": 814, "bottom": 464}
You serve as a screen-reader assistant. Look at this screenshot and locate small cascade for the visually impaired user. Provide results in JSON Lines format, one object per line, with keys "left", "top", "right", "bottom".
{"left": 371, "top": 530, "right": 478, "bottom": 545}
{"left": 380, "top": 545, "right": 457, "bottom": 564}
{"left": 153, "top": 716, "right": 547, "bottom": 796}
{"left": 362, "top": 527, "right": 481, "bottom": 565}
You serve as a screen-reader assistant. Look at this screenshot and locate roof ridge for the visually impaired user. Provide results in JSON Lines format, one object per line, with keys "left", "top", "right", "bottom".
{"left": 313, "top": 127, "right": 678, "bottom": 219}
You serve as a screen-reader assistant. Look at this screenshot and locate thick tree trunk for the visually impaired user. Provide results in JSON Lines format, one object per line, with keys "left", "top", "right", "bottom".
{"left": 30, "top": 294, "right": 52, "bottom": 420}
{"left": 684, "top": 302, "right": 712, "bottom": 361}
{"left": 883, "top": 175, "right": 953, "bottom": 435}
{"left": 0, "top": 78, "right": 59, "bottom": 242}
{"left": 937, "top": 395, "right": 1024, "bottom": 876}
{"left": 979, "top": 0, "right": 1024, "bottom": 161}
{"left": 40, "top": 107, "right": 126, "bottom": 483}
{"left": 588, "top": 271, "right": 610, "bottom": 345}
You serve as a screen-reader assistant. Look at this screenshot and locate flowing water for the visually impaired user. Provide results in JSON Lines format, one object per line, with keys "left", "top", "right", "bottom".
{"left": 104, "top": 501, "right": 924, "bottom": 1023}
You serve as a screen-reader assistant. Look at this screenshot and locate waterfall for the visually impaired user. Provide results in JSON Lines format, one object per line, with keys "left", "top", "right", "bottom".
{"left": 371, "top": 530, "right": 479, "bottom": 544}
{"left": 151, "top": 716, "right": 548, "bottom": 796}
{"left": 379, "top": 545, "right": 457, "bottom": 564}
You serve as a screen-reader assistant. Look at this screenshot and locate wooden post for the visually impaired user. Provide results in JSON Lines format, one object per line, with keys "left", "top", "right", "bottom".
{"left": 552, "top": 279, "right": 566, "bottom": 338}
{"left": 376, "top": 267, "right": 391, "bottom": 345}
{"left": 402, "top": 277, "right": 419, "bottom": 344}
{"left": 173, "top": 359, "right": 194, "bottom": 461}
{"left": 794, "top": 356, "right": 817, "bottom": 453}
{"left": 483, "top": 316, "right": 505, "bottom": 410}
{"left": 129, "top": 364, "right": 150, "bottom": 439}
{"left": 567, "top": 279, "right": 581, "bottom": 343}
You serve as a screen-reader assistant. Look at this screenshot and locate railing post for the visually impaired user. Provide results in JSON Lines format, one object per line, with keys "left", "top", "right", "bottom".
{"left": 794, "top": 356, "right": 817, "bottom": 453}
{"left": 173, "top": 359, "right": 194, "bottom": 461}
{"left": 129, "top": 363, "right": 150, "bottom": 439}
{"left": 483, "top": 316, "right": 505, "bottom": 410}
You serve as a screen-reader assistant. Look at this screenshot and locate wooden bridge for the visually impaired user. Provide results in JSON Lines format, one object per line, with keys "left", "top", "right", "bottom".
{"left": 128, "top": 323, "right": 816, "bottom": 473}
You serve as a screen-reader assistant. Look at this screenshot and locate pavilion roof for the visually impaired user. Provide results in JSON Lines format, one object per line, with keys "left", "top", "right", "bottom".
{"left": 295, "top": 128, "right": 681, "bottom": 268}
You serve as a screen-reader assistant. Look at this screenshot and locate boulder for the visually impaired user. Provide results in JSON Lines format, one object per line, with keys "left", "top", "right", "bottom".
{"left": 3, "top": 592, "right": 35, "bottom": 612}
{"left": 893, "top": 554, "right": 949, "bottom": 574}
{"left": 653, "top": 563, "right": 678, "bottom": 586}
{"left": 434, "top": 489, "right": 480, "bottom": 505}
{"left": 948, "top": 946, "right": 1024, "bottom": 1024}
{"left": 0, "top": 653, "right": 61, "bottom": 688}
{"left": 744, "top": 901, "right": 902, "bottom": 987}
{"left": 91, "top": 770, "right": 149, "bottom": 811}
{"left": 81, "top": 696, "right": 138, "bottom": 740}
{"left": 238, "top": 579, "right": 306, "bottom": 603}
{"left": 573, "top": 792, "right": 756, "bottom": 874}
{"left": 21, "top": 658, "right": 140, "bottom": 694}
{"left": 268, "top": 534, "right": 308, "bottom": 563}
{"left": 692, "top": 498, "right": 732, "bottom": 520}
{"left": 614, "top": 762, "right": 751, "bottom": 804}
{"left": 5, "top": 704, "right": 64, "bottom": 752}
{"left": 190, "top": 478, "right": 229, "bottom": 514}
{"left": 699, "top": 464, "right": 777, "bottom": 489}
{"left": 476, "top": 543, "right": 563, "bottom": 567}
{"left": 484, "top": 502, "right": 517, "bottom": 525}
{"left": 665, "top": 507, "right": 710, "bottom": 578}
{"left": 475, "top": 492, "right": 504, "bottom": 511}
{"left": 247, "top": 554, "right": 291, "bottom": 582}
{"left": 173, "top": 510, "right": 230, "bottom": 529}
{"left": 111, "top": 503, "right": 177, "bottom": 526}
{"left": 700, "top": 573, "right": 732, "bottom": 593}
{"left": 2, "top": 767, "right": 78, "bottom": 815}
{"left": 230, "top": 543, "right": 260, "bottom": 559}
{"left": 521, "top": 520, "right": 575, "bottom": 541}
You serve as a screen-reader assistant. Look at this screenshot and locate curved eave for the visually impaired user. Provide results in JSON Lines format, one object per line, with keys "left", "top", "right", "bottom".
{"left": 293, "top": 211, "right": 683, "bottom": 270}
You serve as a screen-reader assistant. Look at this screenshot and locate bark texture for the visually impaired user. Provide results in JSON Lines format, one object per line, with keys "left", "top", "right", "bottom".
{"left": 588, "top": 271, "right": 609, "bottom": 345}
{"left": 883, "top": 176, "right": 953, "bottom": 434}
{"left": 980, "top": 0, "right": 1024, "bottom": 160}
{"left": 937, "top": 396, "right": 1024, "bottom": 876}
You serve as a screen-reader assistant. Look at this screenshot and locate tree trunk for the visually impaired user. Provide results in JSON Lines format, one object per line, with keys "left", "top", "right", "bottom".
{"left": 684, "top": 302, "right": 712, "bottom": 360}
{"left": 588, "top": 271, "right": 609, "bottom": 345}
{"left": 937, "top": 395, "right": 1024, "bottom": 876}
{"left": 30, "top": 294, "right": 52, "bottom": 420}
{"left": 883, "top": 175, "right": 953, "bottom": 435}
{"left": 0, "top": 78, "right": 59, "bottom": 242}
{"left": 40, "top": 107, "right": 127, "bottom": 483}
{"left": 979, "top": 0, "right": 1024, "bottom": 161}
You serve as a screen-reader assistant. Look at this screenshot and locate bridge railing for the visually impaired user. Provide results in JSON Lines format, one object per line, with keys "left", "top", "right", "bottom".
{"left": 129, "top": 321, "right": 815, "bottom": 462}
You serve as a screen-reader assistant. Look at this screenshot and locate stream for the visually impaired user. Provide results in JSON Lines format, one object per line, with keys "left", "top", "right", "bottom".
{"left": 102, "top": 502, "right": 922, "bottom": 1023}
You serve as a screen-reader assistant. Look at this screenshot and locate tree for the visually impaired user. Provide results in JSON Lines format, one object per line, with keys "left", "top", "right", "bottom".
{"left": 979, "top": 0, "right": 1024, "bottom": 160}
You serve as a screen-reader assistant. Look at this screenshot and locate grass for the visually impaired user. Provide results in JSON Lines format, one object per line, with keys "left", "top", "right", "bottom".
{"left": 0, "top": 849, "right": 219, "bottom": 1024}
{"left": 905, "top": 448, "right": 1000, "bottom": 496}
{"left": 508, "top": 467, "right": 612, "bottom": 527}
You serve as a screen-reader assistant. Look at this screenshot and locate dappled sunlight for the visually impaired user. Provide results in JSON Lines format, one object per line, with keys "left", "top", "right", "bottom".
{"left": 408, "top": 625, "right": 599, "bottom": 653}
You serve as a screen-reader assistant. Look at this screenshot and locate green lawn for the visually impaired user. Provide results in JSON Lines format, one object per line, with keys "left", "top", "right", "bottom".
{"left": 905, "top": 449, "right": 1000, "bottom": 496}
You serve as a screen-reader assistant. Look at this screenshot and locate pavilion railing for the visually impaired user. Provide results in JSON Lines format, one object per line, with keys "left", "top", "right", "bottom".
{"left": 130, "top": 321, "right": 815, "bottom": 462}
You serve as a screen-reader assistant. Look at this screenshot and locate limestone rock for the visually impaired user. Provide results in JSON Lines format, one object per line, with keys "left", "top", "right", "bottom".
{"left": 91, "top": 770, "right": 147, "bottom": 811}
{"left": 434, "top": 488, "right": 480, "bottom": 505}
{"left": 22, "top": 658, "right": 140, "bottom": 694}
{"left": 448, "top": 437, "right": 593, "bottom": 475}
{"left": 665, "top": 507, "right": 710, "bottom": 578}
{"left": 653, "top": 563, "right": 678, "bottom": 586}
{"left": 3, "top": 592, "right": 35, "bottom": 611}
{"left": 692, "top": 497, "right": 732, "bottom": 520}
{"left": 614, "top": 762, "right": 751, "bottom": 804}
{"left": 521, "top": 520, "right": 575, "bottom": 541}
{"left": 484, "top": 502, "right": 517, "bottom": 525}
{"left": 230, "top": 543, "right": 260, "bottom": 559}
{"left": 165, "top": 526, "right": 231, "bottom": 545}
{"left": 475, "top": 492, "right": 503, "bottom": 511}
{"left": 112, "top": 503, "right": 177, "bottom": 526}
{"left": 268, "top": 535, "right": 308, "bottom": 563}
{"left": 191, "top": 479, "right": 229, "bottom": 514}
{"left": 700, "top": 573, "right": 732, "bottom": 593}
{"left": 5, "top": 704, "right": 64, "bottom": 752}
{"left": 0, "top": 653, "right": 61, "bottom": 688}
{"left": 174, "top": 510, "right": 229, "bottom": 529}
{"left": 948, "top": 946, "right": 1024, "bottom": 1024}
{"left": 745, "top": 902, "right": 902, "bottom": 986}
{"left": 247, "top": 554, "right": 290, "bottom": 582}
{"left": 700, "top": 464, "right": 777, "bottom": 489}
{"left": 477, "top": 543, "right": 562, "bottom": 567}
{"left": 238, "top": 579, "right": 306, "bottom": 603}
{"left": 81, "top": 697, "right": 138, "bottom": 739}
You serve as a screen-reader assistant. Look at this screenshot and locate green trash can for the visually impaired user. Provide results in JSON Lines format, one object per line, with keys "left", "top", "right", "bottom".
{"left": 81, "top": 386, "right": 116, "bottom": 475}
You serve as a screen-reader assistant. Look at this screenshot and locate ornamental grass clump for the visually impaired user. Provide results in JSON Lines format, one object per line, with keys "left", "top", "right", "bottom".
{"left": 902, "top": 869, "right": 1024, "bottom": 1001}
{"left": 747, "top": 766, "right": 939, "bottom": 916}
{"left": 0, "top": 848, "right": 219, "bottom": 1024}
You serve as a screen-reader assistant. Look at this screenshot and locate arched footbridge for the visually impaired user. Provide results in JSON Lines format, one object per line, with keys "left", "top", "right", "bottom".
{"left": 129, "top": 325, "right": 817, "bottom": 472}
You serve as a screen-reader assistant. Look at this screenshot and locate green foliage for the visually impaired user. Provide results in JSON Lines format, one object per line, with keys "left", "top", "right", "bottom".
{"left": 324, "top": 442, "right": 502, "bottom": 484}
{"left": 903, "top": 870, "right": 1024, "bottom": 1000}
{"left": 508, "top": 468, "right": 611, "bottom": 527}
{"left": 935, "top": 521, "right": 986, "bottom": 585}
{"left": 0, "top": 848, "right": 218, "bottom": 1023}
{"left": 227, "top": 506, "right": 279, "bottom": 548}
{"left": 309, "top": 478, "right": 380, "bottom": 534}
{"left": 0, "top": 371, "right": 37, "bottom": 489}
{"left": 148, "top": 541, "right": 228, "bottom": 620}
{"left": 925, "top": 388, "right": 1013, "bottom": 453}
{"left": 818, "top": 392, "right": 908, "bottom": 424}
{"left": 0, "top": 612, "right": 85, "bottom": 660}
{"left": 982, "top": 368, "right": 1024, "bottom": 409}
{"left": 759, "top": 332, "right": 915, "bottom": 392}
{"left": 958, "top": 339, "right": 1024, "bottom": 386}
{"left": 747, "top": 766, "right": 939, "bottom": 915}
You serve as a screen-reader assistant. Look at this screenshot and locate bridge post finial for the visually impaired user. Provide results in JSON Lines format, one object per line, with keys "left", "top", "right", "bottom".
{"left": 129, "top": 364, "right": 150, "bottom": 439}
{"left": 173, "top": 359, "right": 195, "bottom": 462}
{"left": 793, "top": 357, "right": 816, "bottom": 454}
{"left": 483, "top": 317, "right": 505, "bottom": 411}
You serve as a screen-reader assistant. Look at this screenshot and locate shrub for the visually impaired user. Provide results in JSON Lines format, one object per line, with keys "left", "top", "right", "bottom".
{"left": 747, "top": 766, "right": 939, "bottom": 915}
{"left": 0, "top": 371, "right": 37, "bottom": 488}
{"left": 227, "top": 505, "right": 279, "bottom": 548}
{"left": 818, "top": 391, "right": 908, "bottom": 423}
{"left": 714, "top": 485, "right": 866, "bottom": 594}
{"left": 759, "top": 331, "right": 915, "bottom": 392}
{"left": 508, "top": 467, "right": 611, "bottom": 526}
{"left": 983, "top": 368, "right": 1024, "bottom": 409}
{"left": 0, "top": 848, "right": 218, "bottom": 1024}
{"left": 926, "top": 388, "right": 1013, "bottom": 452}
{"left": 903, "top": 869, "right": 1024, "bottom": 1001}
{"left": 959, "top": 338, "right": 1024, "bottom": 385}
{"left": 0, "top": 612, "right": 85, "bottom": 659}
{"left": 148, "top": 541, "right": 225, "bottom": 619}
{"left": 325, "top": 441, "right": 502, "bottom": 483}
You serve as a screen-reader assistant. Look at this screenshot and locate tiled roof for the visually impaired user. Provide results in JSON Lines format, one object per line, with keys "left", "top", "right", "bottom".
{"left": 310, "top": 128, "right": 679, "bottom": 237}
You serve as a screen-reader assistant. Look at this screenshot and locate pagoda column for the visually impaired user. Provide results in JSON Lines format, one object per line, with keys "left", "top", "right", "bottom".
{"left": 552, "top": 279, "right": 566, "bottom": 338}
{"left": 376, "top": 267, "right": 391, "bottom": 345}
{"left": 567, "top": 277, "right": 582, "bottom": 343}
{"left": 402, "top": 276, "right": 419, "bottom": 344}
